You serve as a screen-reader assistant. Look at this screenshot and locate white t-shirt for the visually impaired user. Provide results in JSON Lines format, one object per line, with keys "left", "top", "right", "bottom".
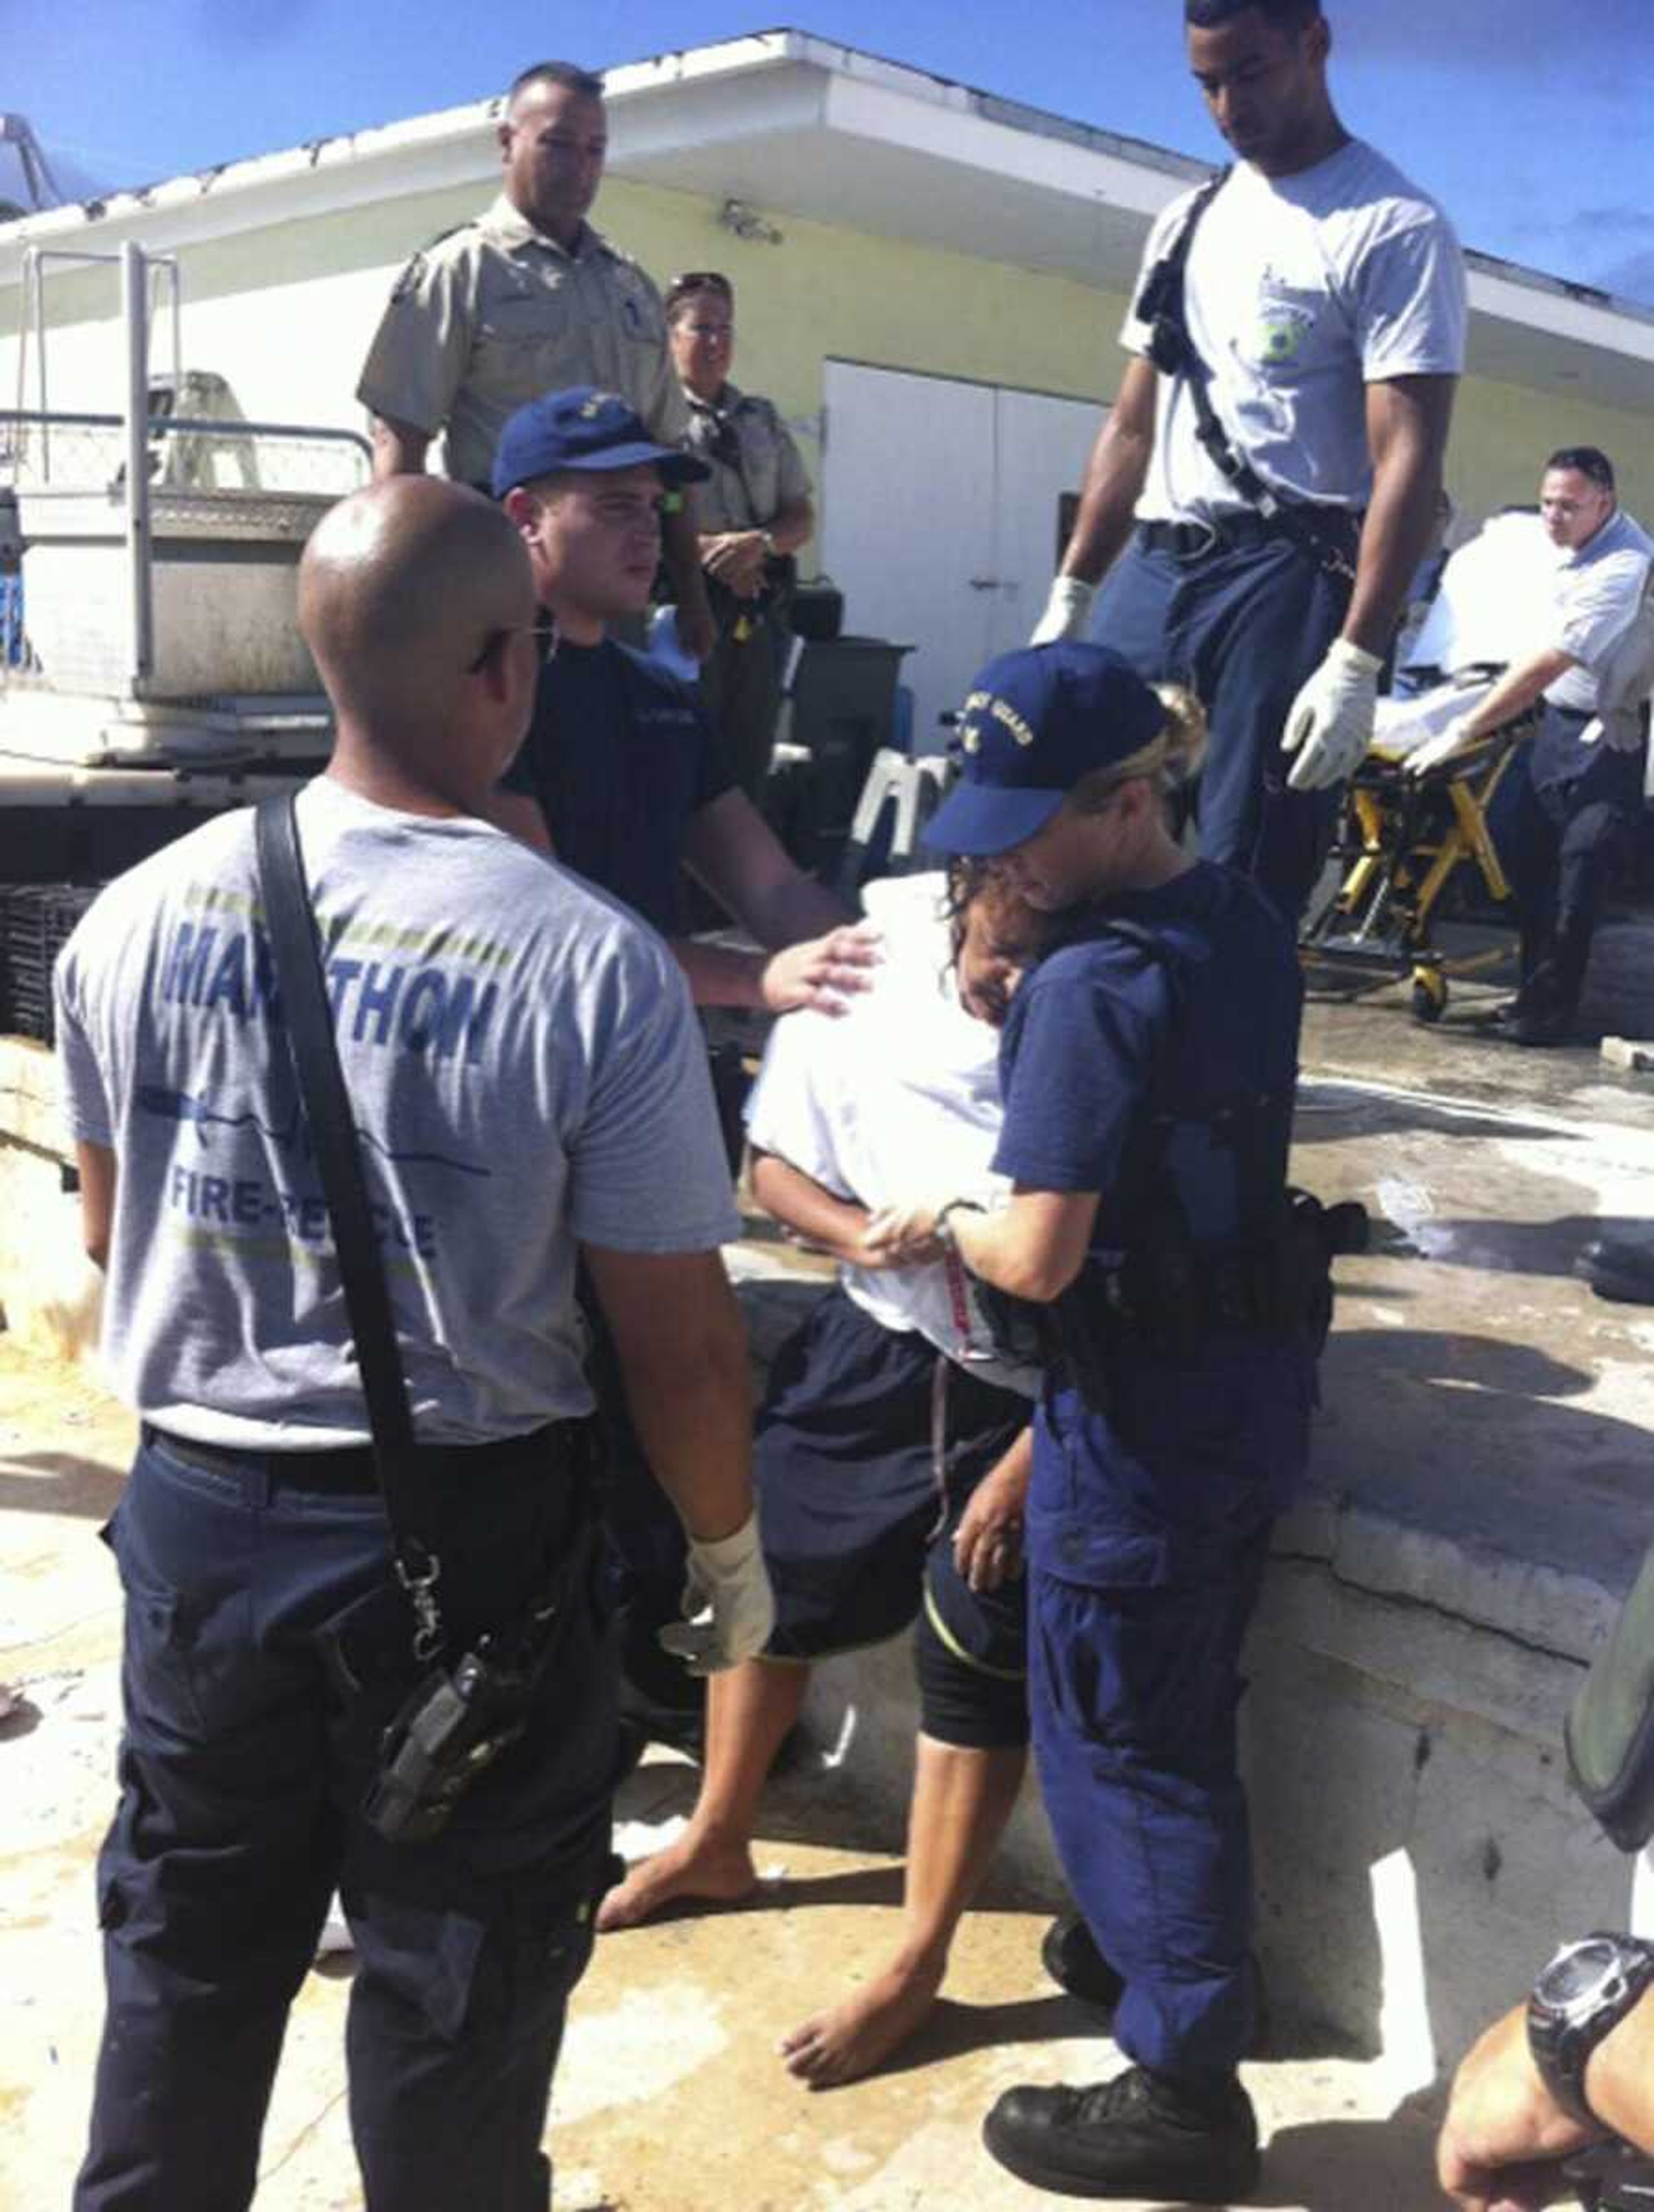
{"left": 1545, "top": 505, "right": 1654, "bottom": 725}
{"left": 1122, "top": 138, "right": 1467, "bottom": 525}
{"left": 745, "top": 873, "right": 1037, "bottom": 1396}
{"left": 55, "top": 777, "right": 740, "bottom": 1447}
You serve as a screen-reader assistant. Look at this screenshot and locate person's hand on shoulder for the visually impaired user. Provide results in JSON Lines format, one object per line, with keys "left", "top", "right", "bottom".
{"left": 1436, "top": 2004, "right": 1596, "bottom": 2212}
{"left": 760, "top": 921, "right": 882, "bottom": 1016}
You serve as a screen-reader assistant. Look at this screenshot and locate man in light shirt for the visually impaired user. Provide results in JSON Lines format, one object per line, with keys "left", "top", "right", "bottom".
{"left": 1431, "top": 446, "right": 1652, "bottom": 1046}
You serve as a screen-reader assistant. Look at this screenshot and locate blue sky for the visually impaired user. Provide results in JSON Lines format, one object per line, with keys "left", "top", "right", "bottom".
{"left": 9, "top": 2, "right": 1654, "bottom": 308}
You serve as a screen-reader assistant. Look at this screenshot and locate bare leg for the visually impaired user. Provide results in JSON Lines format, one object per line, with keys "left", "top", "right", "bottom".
{"left": 780, "top": 1731, "right": 1026, "bottom": 2087}
{"left": 597, "top": 1659, "right": 809, "bottom": 1931}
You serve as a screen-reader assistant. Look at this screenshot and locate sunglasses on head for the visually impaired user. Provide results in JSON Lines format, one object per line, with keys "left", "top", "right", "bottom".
{"left": 665, "top": 270, "right": 734, "bottom": 313}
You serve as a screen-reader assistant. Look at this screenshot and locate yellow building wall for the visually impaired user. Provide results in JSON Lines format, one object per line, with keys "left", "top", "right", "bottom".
{"left": 3, "top": 168, "right": 1650, "bottom": 531}
{"left": 1444, "top": 369, "right": 1653, "bottom": 521}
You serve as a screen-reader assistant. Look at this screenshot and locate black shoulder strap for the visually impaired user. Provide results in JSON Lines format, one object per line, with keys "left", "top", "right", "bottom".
{"left": 1134, "top": 169, "right": 1229, "bottom": 381}
{"left": 1137, "top": 170, "right": 1281, "bottom": 514}
{"left": 254, "top": 794, "right": 446, "bottom": 1647}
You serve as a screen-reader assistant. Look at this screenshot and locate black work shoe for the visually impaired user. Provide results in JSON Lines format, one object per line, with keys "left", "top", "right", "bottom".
{"left": 1508, "top": 1002, "right": 1574, "bottom": 1048}
{"left": 983, "top": 2065, "right": 1261, "bottom": 2202}
{"left": 1041, "top": 1914, "right": 1273, "bottom": 2056}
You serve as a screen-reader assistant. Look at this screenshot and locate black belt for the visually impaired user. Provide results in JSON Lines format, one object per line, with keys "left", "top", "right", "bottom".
{"left": 141, "top": 1420, "right": 563, "bottom": 1495}
{"left": 1137, "top": 509, "right": 1361, "bottom": 563}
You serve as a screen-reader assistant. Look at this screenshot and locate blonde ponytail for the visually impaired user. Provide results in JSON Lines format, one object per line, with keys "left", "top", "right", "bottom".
{"left": 1066, "top": 682, "right": 1208, "bottom": 815}
{"left": 1150, "top": 683, "right": 1208, "bottom": 787}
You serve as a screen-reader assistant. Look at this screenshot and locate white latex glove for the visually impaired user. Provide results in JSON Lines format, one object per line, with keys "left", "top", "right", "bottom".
{"left": 1406, "top": 714, "right": 1478, "bottom": 779}
{"left": 1281, "top": 639, "right": 1383, "bottom": 792}
{"left": 1030, "top": 574, "right": 1096, "bottom": 647}
{"left": 657, "top": 1512, "right": 775, "bottom": 1675}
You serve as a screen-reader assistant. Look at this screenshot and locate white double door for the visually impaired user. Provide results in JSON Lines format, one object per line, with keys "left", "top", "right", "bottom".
{"left": 821, "top": 359, "right": 1102, "bottom": 753}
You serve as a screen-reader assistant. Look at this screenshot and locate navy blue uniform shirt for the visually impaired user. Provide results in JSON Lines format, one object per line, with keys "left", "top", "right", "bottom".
{"left": 993, "top": 859, "right": 1313, "bottom": 1587}
{"left": 503, "top": 638, "right": 734, "bottom": 936}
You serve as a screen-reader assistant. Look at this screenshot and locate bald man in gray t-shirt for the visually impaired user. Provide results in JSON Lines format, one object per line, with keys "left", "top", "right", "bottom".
{"left": 58, "top": 479, "right": 770, "bottom": 2209}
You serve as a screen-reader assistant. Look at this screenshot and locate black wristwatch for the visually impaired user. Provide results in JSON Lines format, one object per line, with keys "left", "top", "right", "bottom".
{"left": 1527, "top": 1933, "right": 1654, "bottom": 2125}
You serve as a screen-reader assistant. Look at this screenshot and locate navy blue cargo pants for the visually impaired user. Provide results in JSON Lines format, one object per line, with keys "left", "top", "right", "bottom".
{"left": 1092, "top": 524, "right": 1352, "bottom": 923}
{"left": 1487, "top": 703, "right": 1648, "bottom": 1017}
{"left": 75, "top": 1424, "right": 616, "bottom": 2212}
{"left": 1028, "top": 1533, "right": 1272, "bottom": 2085}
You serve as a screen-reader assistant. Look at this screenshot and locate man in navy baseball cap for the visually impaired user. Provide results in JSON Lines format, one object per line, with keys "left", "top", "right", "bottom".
{"left": 486, "top": 381, "right": 882, "bottom": 1772}
{"left": 492, "top": 382, "right": 709, "bottom": 500}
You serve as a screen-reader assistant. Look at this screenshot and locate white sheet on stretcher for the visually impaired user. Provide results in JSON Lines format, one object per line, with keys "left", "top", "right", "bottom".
{"left": 1370, "top": 676, "right": 1499, "bottom": 762}
{"left": 1401, "top": 510, "right": 1558, "bottom": 679}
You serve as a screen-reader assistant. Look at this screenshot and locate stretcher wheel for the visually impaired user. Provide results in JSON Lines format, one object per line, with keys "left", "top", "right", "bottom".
{"left": 1410, "top": 970, "right": 1448, "bottom": 1025}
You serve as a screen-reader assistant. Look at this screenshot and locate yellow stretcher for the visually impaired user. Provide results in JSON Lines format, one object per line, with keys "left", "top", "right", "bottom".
{"left": 1300, "top": 679, "right": 1534, "bottom": 1024}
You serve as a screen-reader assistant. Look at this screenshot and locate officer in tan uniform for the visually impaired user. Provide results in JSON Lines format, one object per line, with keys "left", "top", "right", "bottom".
{"left": 358, "top": 58, "right": 714, "bottom": 658}
{"left": 668, "top": 271, "right": 815, "bottom": 798}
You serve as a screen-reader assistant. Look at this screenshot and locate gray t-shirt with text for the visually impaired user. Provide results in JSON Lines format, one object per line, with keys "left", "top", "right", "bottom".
{"left": 55, "top": 779, "right": 739, "bottom": 1448}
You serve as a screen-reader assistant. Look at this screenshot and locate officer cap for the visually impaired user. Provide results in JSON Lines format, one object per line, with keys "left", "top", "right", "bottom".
{"left": 492, "top": 385, "right": 710, "bottom": 499}
{"left": 925, "top": 642, "right": 1167, "bottom": 856}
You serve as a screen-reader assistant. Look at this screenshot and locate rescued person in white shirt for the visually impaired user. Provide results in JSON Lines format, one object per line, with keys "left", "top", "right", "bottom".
{"left": 597, "top": 865, "right": 1054, "bottom": 2087}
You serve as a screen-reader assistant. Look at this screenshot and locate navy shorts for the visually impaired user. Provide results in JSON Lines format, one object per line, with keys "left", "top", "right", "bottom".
{"left": 755, "top": 1288, "right": 1032, "bottom": 1748}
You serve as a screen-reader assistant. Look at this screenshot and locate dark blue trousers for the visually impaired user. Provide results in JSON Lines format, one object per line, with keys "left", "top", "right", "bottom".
{"left": 75, "top": 1427, "right": 616, "bottom": 2212}
{"left": 1028, "top": 1535, "right": 1271, "bottom": 2085}
{"left": 1092, "top": 531, "right": 1351, "bottom": 921}
{"left": 1487, "top": 704, "right": 1648, "bottom": 1014}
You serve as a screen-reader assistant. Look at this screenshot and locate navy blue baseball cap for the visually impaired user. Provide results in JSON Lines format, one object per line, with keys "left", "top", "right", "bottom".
{"left": 924, "top": 642, "right": 1168, "bottom": 856}
{"left": 491, "top": 384, "right": 709, "bottom": 499}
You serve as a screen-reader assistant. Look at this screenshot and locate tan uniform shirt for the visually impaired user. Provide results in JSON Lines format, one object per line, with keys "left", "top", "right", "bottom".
{"left": 357, "top": 195, "right": 688, "bottom": 488}
{"left": 683, "top": 383, "right": 812, "bottom": 536}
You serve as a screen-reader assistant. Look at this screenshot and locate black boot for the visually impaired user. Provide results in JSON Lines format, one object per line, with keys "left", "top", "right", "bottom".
{"left": 983, "top": 2064, "right": 1260, "bottom": 2202}
{"left": 1041, "top": 1912, "right": 1272, "bottom": 2055}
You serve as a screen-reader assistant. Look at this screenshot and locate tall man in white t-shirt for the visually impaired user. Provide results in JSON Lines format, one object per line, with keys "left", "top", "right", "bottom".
{"left": 59, "top": 478, "right": 771, "bottom": 2211}
{"left": 1033, "top": 0, "right": 1467, "bottom": 923}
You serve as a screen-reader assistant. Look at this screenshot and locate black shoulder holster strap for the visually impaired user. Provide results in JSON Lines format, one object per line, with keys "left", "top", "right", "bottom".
{"left": 1134, "top": 169, "right": 1358, "bottom": 583}
{"left": 254, "top": 792, "right": 447, "bottom": 1657}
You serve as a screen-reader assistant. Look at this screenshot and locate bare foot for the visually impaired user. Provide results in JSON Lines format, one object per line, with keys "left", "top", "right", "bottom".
{"left": 779, "top": 1954, "right": 945, "bottom": 2088}
{"left": 596, "top": 1832, "right": 758, "bottom": 1932}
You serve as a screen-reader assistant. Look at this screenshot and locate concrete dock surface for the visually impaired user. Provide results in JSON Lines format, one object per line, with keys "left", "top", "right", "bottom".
{"left": 4, "top": 919, "right": 1653, "bottom": 2210}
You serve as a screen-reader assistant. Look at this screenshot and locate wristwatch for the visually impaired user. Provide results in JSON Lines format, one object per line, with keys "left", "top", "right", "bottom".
{"left": 759, "top": 528, "right": 778, "bottom": 556}
{"left": 1527, "top": 1932, "right": 1654, "bottom": 2124}
{"left": 935, "top": 1196, "right": 985, "bottom": 1252}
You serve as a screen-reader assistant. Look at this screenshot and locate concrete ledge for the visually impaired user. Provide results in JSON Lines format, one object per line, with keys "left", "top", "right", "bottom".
{"left": 728, "top": 1231, "right": 1644, "bottom": 2086}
